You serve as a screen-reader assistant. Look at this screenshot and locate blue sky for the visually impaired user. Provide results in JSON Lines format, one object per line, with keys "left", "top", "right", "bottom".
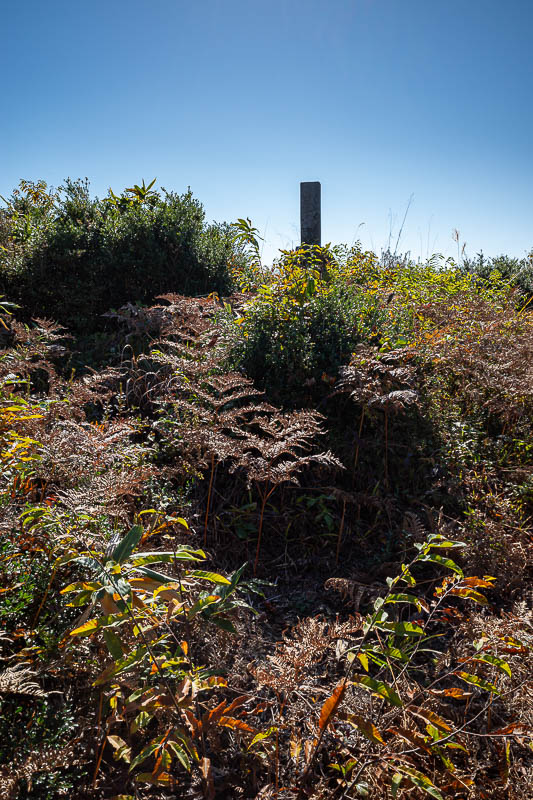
{"left": 3, "top": 0, "right": 532, "bottom": 264}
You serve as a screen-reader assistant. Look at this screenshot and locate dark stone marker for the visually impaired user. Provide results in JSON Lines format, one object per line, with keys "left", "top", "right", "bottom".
{"left": 300, "top": 181, "right": 321, "bottom": 247}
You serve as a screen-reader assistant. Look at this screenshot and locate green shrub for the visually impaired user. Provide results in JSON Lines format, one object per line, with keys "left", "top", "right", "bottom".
{"left": 0, "top": 179, "right": 242, "bottom": 334}
{"left": 228, "top": 244, "right": 410, "bottom": 404}
{"left": 463, "top": 250, "right": 533, "bottom": 300}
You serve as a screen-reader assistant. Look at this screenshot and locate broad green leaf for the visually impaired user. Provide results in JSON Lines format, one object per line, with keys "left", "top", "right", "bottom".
{"left": 208, "top": 616, "right": 237, "bottom": 633}
{"left": 94, "top": 645, "right": 148, "bottom": 685}
{"left": 385, "top": 593, "right": 429, "bottom": 612}
{"left": 133, "top": 566, "right": 173, "bottom": 584}
{"left": 70, "top": 612, "right": 128, "bottom": 637}
{"left": 188, "top": 570, "right": 231, "bottom": 585}
{"left": 103, "top": 629, "right": 124, "bottom": 659}
{"left": 61, "top": 581, "right": 102, "bottom": 594}
{"left": 112, "top": 525, "right": 143, "bottom": 564}
{"left": 418, "top": 553, "right": 463, "bottom": 576}
{"left": 187, "top": 594, "right": 221, "bottom": 620}
{"left": 130, "top": 553, "right": 175, "bottom": 566}
{"left": 391, "top": 773, "right": 403, "bottom": 798}
{"left": 442, "top": 741, "right": 469, "bottom": 753}
{"left": 352, "top": 675, "right": 403, "bottom": 707}
{"left": 372, "top": 620, "right": 424, "bottom": 637}
{"left": 66, "top": 589, "right": 96, "bottom": 607}
{"left": 394, "top": 765, "right": 444, "bottom": 800}
{"left": 129, "top": 741, "right": 158, "bottom": 771}
{"left": 131, "top": 711, "right": 152, "bottom": 733}
{"left": 454, "top": 671, "right": 500, "bottom": 695}
{"left": 471, "top": 653, "right": 511, "bottom": 678}
{"left": 425, "top": 534, "right": 465, "bottom": 549}
{"left": 167, "top": 739, "right": 191, "bottom": 771}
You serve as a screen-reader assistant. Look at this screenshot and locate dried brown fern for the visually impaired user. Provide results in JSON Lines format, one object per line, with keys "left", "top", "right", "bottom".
{"left": 0, "top": 664, "right": 43, "bottom": 697}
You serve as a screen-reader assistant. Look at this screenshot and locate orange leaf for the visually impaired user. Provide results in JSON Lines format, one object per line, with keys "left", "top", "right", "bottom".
{"left": 318, "top": 682, "right": 346, "bottom": 733}
{"left": 218, "top": 716, "right": 256, "bottom": 734}
{"left": 201, "top": 700, "right": 227, "bottom": 732}
{"left": 430, "top": 687, "right": 472, "bottom": 699}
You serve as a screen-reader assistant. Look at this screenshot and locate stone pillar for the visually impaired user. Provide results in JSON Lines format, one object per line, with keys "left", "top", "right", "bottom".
{"left": 300, "top": 181, "right": 321, "bottom": 247}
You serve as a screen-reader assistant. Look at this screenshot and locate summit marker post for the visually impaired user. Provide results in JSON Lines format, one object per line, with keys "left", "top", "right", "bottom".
{"left": 300, "top": 181, "right": 321, "bottom": 247}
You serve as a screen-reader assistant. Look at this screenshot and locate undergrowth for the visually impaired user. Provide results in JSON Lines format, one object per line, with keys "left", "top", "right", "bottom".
{"left": 0, "top": 211, "right": 531, "bottom": 799}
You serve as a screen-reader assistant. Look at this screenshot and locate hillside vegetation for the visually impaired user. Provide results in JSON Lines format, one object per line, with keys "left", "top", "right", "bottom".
{"left": 0, "top": 180, "right": 532, "bottom": 800}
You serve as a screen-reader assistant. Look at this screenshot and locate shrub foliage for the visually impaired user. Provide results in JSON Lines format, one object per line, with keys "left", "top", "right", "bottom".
{"left": 0, "top": 194, "right": 532, "bottom": 799}
{"left": 0, "top": 179, "right": 241, "bottom": 334}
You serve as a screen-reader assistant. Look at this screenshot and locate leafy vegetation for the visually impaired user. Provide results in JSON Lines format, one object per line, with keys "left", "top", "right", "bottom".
{"left": 0, "top": 179, "right": 243, "bottom": 338}
{"left": 0, "top": 184, "right": 531, "bottom": 799}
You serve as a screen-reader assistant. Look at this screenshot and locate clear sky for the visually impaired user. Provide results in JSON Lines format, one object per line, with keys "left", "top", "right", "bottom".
{"left": 3, "top": 0, "right": 532, "bottom": 265}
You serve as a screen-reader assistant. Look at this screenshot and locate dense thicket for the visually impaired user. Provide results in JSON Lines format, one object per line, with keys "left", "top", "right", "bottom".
{"left": 0, "top": 179, "right": 241, "bottom": 335}
{"left": 0, "top": 189, "right": 532, "bottom": 800}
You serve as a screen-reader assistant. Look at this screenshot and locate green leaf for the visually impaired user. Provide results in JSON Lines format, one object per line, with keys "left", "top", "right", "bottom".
{"left": 385, "top": 593, "right": 429, "bottom": 612}
{"left": 131, "top": 546, "right": 204, "bottom": 566}
{"left": 187, "top": 594, "right": 221, "bottom": 620}
{"left": 472, "top": 653, "right": 511, "bottom": 678}
{"left": 112, "top": 525, "right": 143, "bottom": 564}
{"left": 94, "top": 645, "right": 148, "bottom": 685}
{"left": 167, "top": 739, "right": 191, "bottom": 771}
{"left": 130, "top": 553, "right": 175, "bottom": 566}
{"left": 103, "top": 629, "right": 124, "bottom": 659}
{"left": 391, "top": 773, "right": 403, "bottom": 798}
{"left": 208, "top": 616, "right": 237, "bottom": 633}
{"left": 66, "top": 589, "right": 96, "bottom": 607}
{"left": 352, "top": 675, "right": 403, "bottom": 707}
{"left": 394, "top": 765, "right": 444, "bottom": 800}
{"left": 454, "top": 671, "right": 500, "bottom": 695}
{"left": 188, "top": 570, "right": 231, "bottom": 585}
{"left": 129, "top": 741, "right": 158, "bottom": 771}
{"left": 418, "top": 553, "right": 463, "bottom": 576}
{"left": 133, "top": 566, "right": 173, "bottom": 583}
{"left": 426, "top": 534, "right": 465, "bottom": 549}
{"left": 70, "top": 613, "right": 126, "bottom": 637}
{"left": 372, "top": 620, "right": 424, "bottom": 637}
{"left": 131, "top": 711, "right": 152, "bottom": 734}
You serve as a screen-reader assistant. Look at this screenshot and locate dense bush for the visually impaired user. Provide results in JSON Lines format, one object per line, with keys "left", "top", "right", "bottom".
{"left": 463, "top": 249, "right": 533, "bottom": 300}
{"left": 226, "top": 245, "right": 402, "bottom": 404}
{"left": 226, "top": 243, "right": 511, "bottom": 405}
{"left": 0, "top": 178, "right": 241, "bottom": 334}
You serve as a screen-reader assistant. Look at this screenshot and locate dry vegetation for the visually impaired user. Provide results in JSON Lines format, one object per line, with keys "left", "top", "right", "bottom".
{"left": 0, "top": 185, "right": 532, "bottom": 800}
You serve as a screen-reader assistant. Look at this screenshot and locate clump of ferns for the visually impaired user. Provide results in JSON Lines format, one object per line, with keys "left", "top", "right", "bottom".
{"left": 225, "top": 408, "right": 342, "bottom": 574}
{"left": 145, "top": 298, "right": 344, "bottom": 566}
{"left": 0, "top": 315, "right": 69, "bottom": 394}
{"left": 155, "top": 366, "right": 343, "bottom": 572}
{"left": 335, "top": 346, "right": 419, "bottom": 485}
